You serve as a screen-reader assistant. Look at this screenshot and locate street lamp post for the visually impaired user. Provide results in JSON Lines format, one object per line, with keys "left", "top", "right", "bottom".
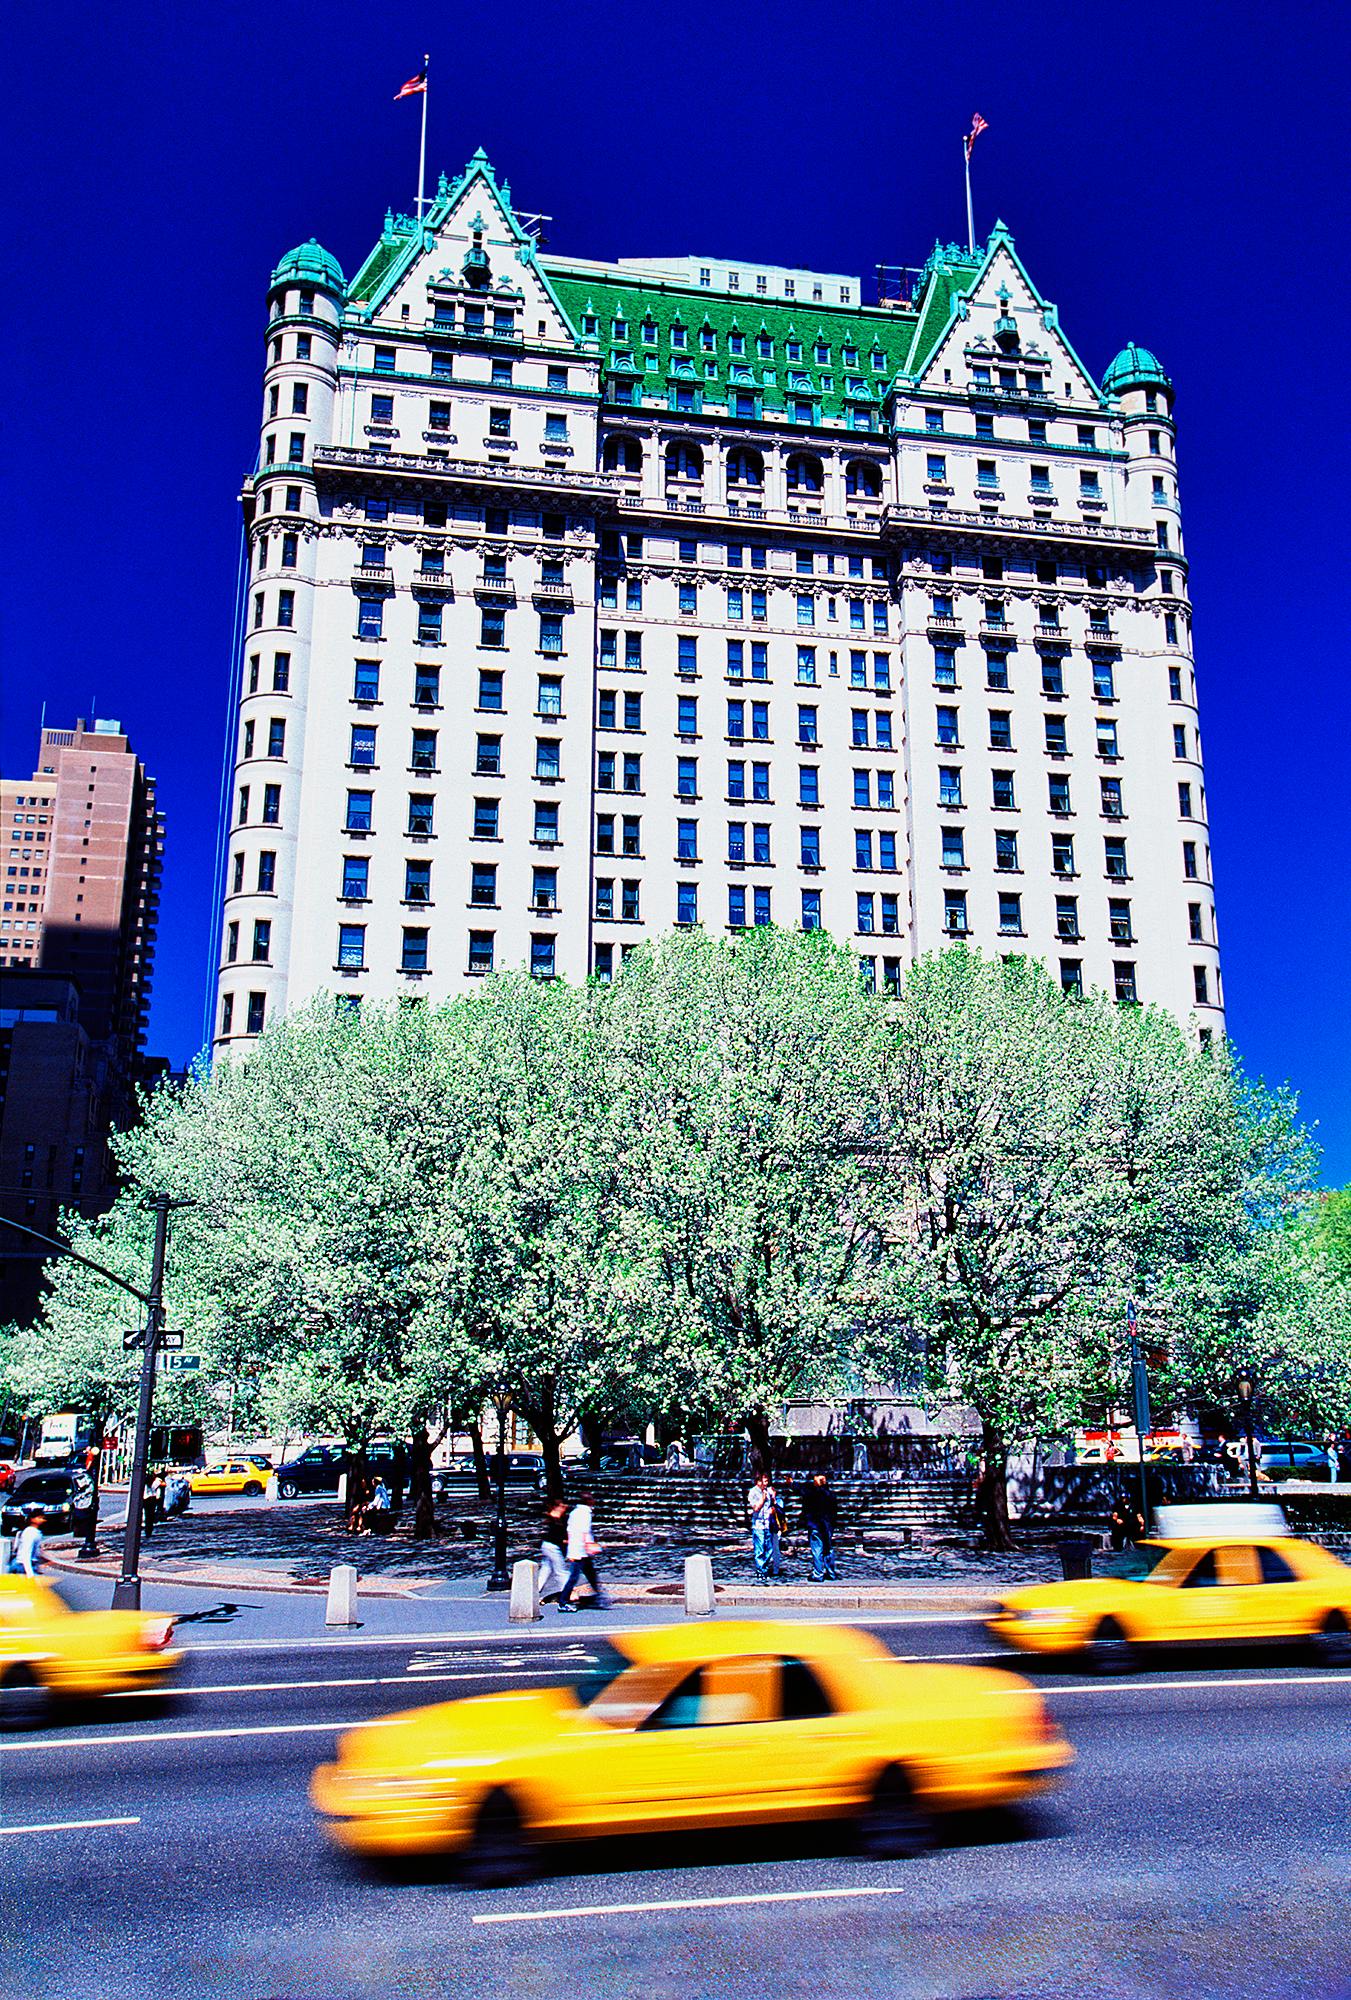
{"left": 485, "top": 1401, "right": 511, "bottom": 1593}
{"left": 1235, "top": 1369, "right": 1258, "bottom": 1499}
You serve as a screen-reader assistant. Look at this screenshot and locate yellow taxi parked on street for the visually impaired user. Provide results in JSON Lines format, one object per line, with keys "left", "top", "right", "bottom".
{"left": 311, "top": 1620, "right": 1071, "bottom": 1885}
{"left": 0, "top": 1576, "right": 182, "bottom": 1718}
{"left": 189, "top": 1457, "right": 271, "bottom": 1496}
{"left": 989, "top": 1505, "right": 1351, "bottom": 1673}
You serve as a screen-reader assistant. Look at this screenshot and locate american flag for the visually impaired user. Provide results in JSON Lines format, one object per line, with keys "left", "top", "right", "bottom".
{"left": 964, "top": 113, "right": 989, "bottom": 161}
{"left": 394, "top": 62, "right": 428, "bottom": 101}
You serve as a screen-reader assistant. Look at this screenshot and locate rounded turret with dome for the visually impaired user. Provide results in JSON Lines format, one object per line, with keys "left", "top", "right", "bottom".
{"left": 270, "top": 238, "right": 346, "bottom": 299}
{"left": 1103, "top": 341, "right": 1172, "bottom": 406}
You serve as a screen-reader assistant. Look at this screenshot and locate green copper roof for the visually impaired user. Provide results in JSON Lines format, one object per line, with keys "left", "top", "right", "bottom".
{"left": 1102, "top": 342, "right": 1171, "bottom": 395}
{"left": 547, "top": 270, "right": 916, "bottom": 421}
{"left": 903, "top": 241, "right": 984, "bottom": 378}
{"left": 270, "top": 239, "right": 346, "bottom": 294}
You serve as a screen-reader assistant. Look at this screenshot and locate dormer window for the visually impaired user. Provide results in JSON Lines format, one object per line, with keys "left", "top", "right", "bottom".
{"left": 670, "top": 324, "right": 687, "bottom": 348}
{"left": 787, "top": 340, "right": 802, "bottom": 361}
{"left": 701, "top": 327, "right": 716, "bottom": 351}
{"left": 843, "top": 345, "right": 858, "bottom": 366}
{"left": 814, "top": 342, "right": 829, "bottom": 364}
{"left": 729, "top": 332, "right": 745, "bottom": 356}
{"left": 582, "top": 314, "right": 597, "bottom": 335}
{"left": 757, "top": 335, "right": 772, "bottom": 358}
{"left": 613, "top": 317, "right": 628, "bottom": 338}
{"left": 641, "top": 319, "right": 657, "bottom": 343}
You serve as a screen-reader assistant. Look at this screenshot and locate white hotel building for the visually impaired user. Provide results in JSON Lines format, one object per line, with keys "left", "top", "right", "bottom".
{"left": 214, "top": 149, "right": 1221, "bottom": 1050}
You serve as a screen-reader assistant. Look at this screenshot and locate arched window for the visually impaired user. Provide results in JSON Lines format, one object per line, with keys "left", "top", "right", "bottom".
{"left": 602, "top": 435, "right": 642, "bottom": 474}
{"left": 726, "top": 446, "right": 764, "bottom": 488}
{"left": 786, "top": 451, "right": 824, "bottom": 494}
{"left": 845, "top": 459, "right": 883, "bottom": 499}
{"left": 665, "top": 439, "right": 704, "bottom": 482}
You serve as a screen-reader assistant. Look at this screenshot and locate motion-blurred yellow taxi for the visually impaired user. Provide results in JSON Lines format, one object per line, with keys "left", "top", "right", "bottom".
{"left": 989, "top": 1505, "right": 1351, "bottom": 1673}
{"left": 311, "top": 1620, "right": 1071, "bottom": 1884}
{"left": 189, "top": 1457, "right": 271, "bottom": 1496}
{"left": 0, "top": 1576, "right": 182, "bottom": 1715}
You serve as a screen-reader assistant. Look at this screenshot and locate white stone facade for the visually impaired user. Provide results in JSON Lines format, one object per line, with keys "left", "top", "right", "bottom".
{"left": 214, "top": 155, "right": 1221, "bottom": 1051}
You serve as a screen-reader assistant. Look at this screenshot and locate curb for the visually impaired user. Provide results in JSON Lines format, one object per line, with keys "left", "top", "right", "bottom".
{"left": 43, "top": 1548, "right": 995, "bottom": 1613}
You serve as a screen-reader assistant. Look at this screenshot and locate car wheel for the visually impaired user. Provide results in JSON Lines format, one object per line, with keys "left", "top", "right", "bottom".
{"left": 279, "top": 1481, "right": 299, "bottom": 1500}
{"left": 1313, "top": 1613, "right": 1351, "bottom": 1669}
{"left": 856, "top": 1765, "right": 932, "bottom": 1860}
{"left": 1088, "top": 1618, "right": 1135, "bottom": 1676}
{"left": 0, "top": 1664, "right": 51, "bottom": 1732}
{"left": 458, "top": 1788, "right": 534, "bottom": 1889}
{"left": 243, "top": 1482, "right": 263, "bottom": 1496}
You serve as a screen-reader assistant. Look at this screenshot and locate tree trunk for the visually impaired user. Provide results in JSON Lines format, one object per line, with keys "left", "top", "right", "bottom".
{"left": 976, "top": 1419, "right": 1015, "bottom": 1551}
{"left": 468, "top": 1421, "right": 492, "bottom": 1502}
{"left": 743, "top": 1408, "right": 772, "bottom": 1475}
{"left": 579, "top": 1411, "right": 604, "bottom": 1465}
{"left": 538, "top": 1422, "right": 565, "bottom": 1500}
{"left": 346, "top": 1445, "right": 369, "bottom": 1531}
{"left": 409, "top": 1428, "right": 436, "bottom": 1539}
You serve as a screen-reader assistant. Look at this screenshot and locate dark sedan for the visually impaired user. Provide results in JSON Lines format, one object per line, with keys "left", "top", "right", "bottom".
{"left": 275, "top": 1442, "right": 400, "bottom": 1499}
{"left": 2, "top": 1468, "right": 77, "bottom": 1535}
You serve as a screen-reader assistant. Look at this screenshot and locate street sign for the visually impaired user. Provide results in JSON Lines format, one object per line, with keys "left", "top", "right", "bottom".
{"left": 160, "top": 1330, "right": 185, "bottom": 1350}
{"left": 123, "top": 1329, "right": 145, "bottom": 1351}
{"left": 160, "top": 1354, "right": 200, "bottom": 1374}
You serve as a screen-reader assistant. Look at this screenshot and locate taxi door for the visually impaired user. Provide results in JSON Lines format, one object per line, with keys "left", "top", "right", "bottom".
{"left": 1162, "top": 1547, "right": 1252, "bottom": 1645}
{"left": 1213, "top": 1543, "right": 1319, "bottom": 1642}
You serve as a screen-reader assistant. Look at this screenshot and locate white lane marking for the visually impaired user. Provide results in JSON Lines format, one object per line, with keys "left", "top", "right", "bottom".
{"left": 475, "top": 1883, "right": 920, "bottom": 1924}
{"left": 0, "top": 1718, "right": 394, "bottom": 1753}
{"left": 0, "top": 1816, "right": 140, "bottom": 1836}
{"left": 1049, "top": 1671, "right": 1351, "bottom": 1696}
{"left": 107, "top": 1667, "right": 575, "bottom": 1700}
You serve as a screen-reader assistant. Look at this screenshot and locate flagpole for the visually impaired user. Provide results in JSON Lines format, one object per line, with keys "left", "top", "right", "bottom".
{"left": 416, "top": 54, "right": 430, "bottom": 217}
{"left": 964, "top": 140, "right": 975, "bottom": 256}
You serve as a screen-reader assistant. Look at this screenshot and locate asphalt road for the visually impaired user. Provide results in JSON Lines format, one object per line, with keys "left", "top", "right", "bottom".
{"left": 2, "top": 1622, "right": 1347, "bottom": 2000}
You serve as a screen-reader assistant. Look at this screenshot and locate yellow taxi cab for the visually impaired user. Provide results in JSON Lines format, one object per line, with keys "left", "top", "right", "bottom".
{"left": 0, "top": 1575, "right": 182, "bottom": 1718}
{"left": 189, "top": 1457, "right": 271, "bottom": 1496}
{"left": 311, "top": 1619, "right": 1071, "bottom": 1885}
{"left": 989, "top": 1504, "right": 1351, "bottom": 1673}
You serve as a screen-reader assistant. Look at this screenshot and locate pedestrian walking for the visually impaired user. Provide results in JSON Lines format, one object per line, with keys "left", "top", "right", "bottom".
{"left": 557, "top": 1489, "right": 610, "bottom": 1611}
{"left": 799, "top": 1473, "right": 839, "bottom": 1581}
{"left": 539, "top": 1496, "right": 570, "bottom": 1602}
{"left": 8, "top": 1508, "right": 46, "bottom": 1576}
{"left": 747, "top": 1470, "right": 782, "bottom": 1584}
{"left": 142, "top": 1468, "right": 165, "bottom": 1542}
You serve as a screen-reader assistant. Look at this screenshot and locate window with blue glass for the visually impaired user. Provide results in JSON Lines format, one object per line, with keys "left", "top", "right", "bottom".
{"left": 676, "top": 818, "right": 698, "bottom": 862}
{"left": 473, "top": 798, "right": 499, "bottom": 839}
{"left": 933, "top": 647, "right": 956, "bottom": 688}
{"left": 728, "top": 885, "right": 746, "bottom": 928}
{"left": 852, "top": 710, "right": 870, "bottom": 748}
{"left": 678, "top": 695, "right": 699, "bottom": 736}
{"left": 678, "top": 634, "right": 698, "bottom": 674}
{"left": 677, "top": 756, "right": 698, "bottom": 796}
{"left": 752, "top": 886, "right": 771, "bottom": 925}
{"left": 530, "top": 935, "right": 555, "bottom": 979}
{"left": 727, "top": 761, "right": 746, "bottom": 800}
{"left": 799, "top": 764, "right": 819, "bottom": 805}
{"left": 677, "top": 882, "right": 699, "bottom": 925}
{"left": 727, "top": 700, "right": 745, "bottom": 740}
{"left": 345, "top": 789, "right": 372, "bottom": 832}
{"left": 480, "top": 606, "right": 506, "bottom": 648}
{"left": 855, "top": 829, "right": 873, "bottom": 869}
{"left": 752, "top": 824, "right": 771, "bottom": 865}
{"left": 727, "top": 640, "right": 744, "bottom": 679}
{"left": 857, "top": 893, "right": 875, "bottom": 933}
{"left": 341, "top": 855, "right": 369, "bottom": 899}
{"left": 337, "top": 923, "right": 366, "bottom": 969}
{"left": 727, "top": 821, "right": 746, "bottom": 862}
{"left": 797, "top": 646, "right": 817, "bottom": 683}
{"left": 796, "top": 594, "right": 815, "bottom": 626}
{"left": 853, "top": 770, "right": 870, "bottom": 809}
{"left": 357, "top": 598, "right": 383, "bottom": 640}
{"left": 800, "top": 890, "right": 821, "bottom": 931}
{"left": 539, "top": 614, "right": 564, "bottom": 655}
{"left": 751, "top": 702, "right": 769, "bottom": 740}
{"left": 349, "top": 725, "right": 375, "bottom": 766}
{"left": 941, "top": 827, "right": 965, "bottom": 868}
{"left": 353, "top": 661, "right": 380, "bottom": 702}
{"left": 800, "top": 826, "right": 820, "bottom": 867}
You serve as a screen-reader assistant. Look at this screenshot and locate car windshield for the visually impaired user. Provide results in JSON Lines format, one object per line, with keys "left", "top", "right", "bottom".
{"left": 568, "top": 1639, "right": 634, "bottom": 1709}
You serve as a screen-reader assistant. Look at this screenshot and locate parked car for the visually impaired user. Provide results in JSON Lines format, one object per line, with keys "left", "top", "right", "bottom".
{"left": 191, "top": 1458, "right": 272, "bottom": 1497}
{"left": 1, "top": 1469, "right": 77, "bottom": 1536}
{"left": 1225, "top": 1440, "right": 1336, "bottom": 1484}
{"left": 275, "top": 1442, "right": 401, "bottom": 1500}
{"left": 439, "top": 1451, "right": 546, "bottom": 1493}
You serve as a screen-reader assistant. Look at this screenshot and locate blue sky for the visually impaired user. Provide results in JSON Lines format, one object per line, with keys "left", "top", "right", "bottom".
{"left": 6, "top": 0, "right": 1349, "bottom": 1177}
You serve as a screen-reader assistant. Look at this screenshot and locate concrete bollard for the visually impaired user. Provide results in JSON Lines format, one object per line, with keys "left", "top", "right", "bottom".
{"left": 508, "top": 1559, "right": 541, "bottom": 1622}
{"left": 684, "top": 1552, "right": 716, "bottom": 1617}
{"left": 265, "top": 1475, "right": 279, "bottom": 1502}
{"left": 325, "top": 1563, "right": 359, "bottom": 1627}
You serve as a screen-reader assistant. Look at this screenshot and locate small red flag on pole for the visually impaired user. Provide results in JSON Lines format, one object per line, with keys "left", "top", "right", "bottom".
{"left": 394, "top": 64, "right": 428, "bottom": 100}
{"left": 963, "top": 115, "right": 989, "bottom": 254}
{"left": 394, "top": 57, "right": 432, "bottom": 218}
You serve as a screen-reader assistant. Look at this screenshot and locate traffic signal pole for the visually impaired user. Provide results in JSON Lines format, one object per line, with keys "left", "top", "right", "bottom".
{"left": 112, "top": 1193, "right": 172, "bottom": 1610}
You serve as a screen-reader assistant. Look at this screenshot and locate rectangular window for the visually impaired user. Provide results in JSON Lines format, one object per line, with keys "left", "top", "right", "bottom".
{"left": 800, "top": 825, "right": 821, "bottom": 867}
{"left": 677, "top": 634, "right": 698, "bottom": 675}
{"left": 933, "top": 647, "right": 957, "bottom": 688}
{"left": 728, "top": 885, "right": 747, "bottom": 929}
{"left": 1194, "top": 965, "right": 1210, "bottom": 1005}
{"left": 677, "top": 757, "right": 698, "bottom": 797}
{"left": 353, "top": 660, "right": 380, "bottom": 702}
{"left": 341, "top": 855, "right": 369, "bottom": 900}
{"left": 995, "top": 829, "right": 1019, "bottom": 871}
{"left": 1093, "top": 660, "right": 1116, "bottom": 700}
{"left": 941, "top": 827, "right": 965, "bottom": 869}
{"left": 939, "top": 767, "right": 963, "bottom": 808}
{"left": 1052, "top": 833, "right": 1075, "bottom": 875}
{"left": 539, "top": 613, "right": 564, "bottom": 655}
{"left": 944, "top": 889, "right": 968, "bottom": 935}
{"left": 751, "top": 702, "right": 769, "bottom": 740}
{"left": 398, "top": 928, "right": 428, "bottom": 974}
{"left": 621, "top": 815, "right": 640, "bottom": 856}
{"left": 936, "top": 706, "right": 959, "bottom": 747}
{"left": 246, "top": 992, "right": 266, "bottom": 1035}
{"left": 998, "top": 892, "right": 1023, "bottom": 935}
{"left": 752, "top": 886, "right": 772, "bottom": 926}
{"left": 1098, "top": 719, "right": 1120, "bottom": 759}
{"left": 799, "top": 765, "right": 819, "bottom": 806}
{"left": 1060, "top": 960, "right": 1082, "bottom": 997}
{"left": 678, "top": 695, "right": 699, "bottom": 737}
{"left": 597, "top": 751, "right": 616, "bottom": 790}
{"left": 677, "top": 818, "right": 698, "bottom": 861}
{"left": 594, "top": 878, "right": 614, "bottom": 920}
{"left": 727, "top": 761, "right": 746, "bottom": 801}
{"left": 337, "top": 923, "right": 366, "bottom": 970}
{"left": 1178, "top": 782, "right": 1193, "bottom": 816}
{"left": 621, "top": 879, "right": 641, "bottom": 922}
{"left": 727, "top": 700, "right": 745, "bottom": 740}
{"left": 1044, "top": 715, "right": 1067, "bottom": 755}
{"left": 1183, "top": 841, "right": 1198, "bottom": 879}
{"left": 480, "top": 607, "right": 506, "bottom": 648}
{"left": 534, "top": 801, "right": 560, "bottom": 844}
{"left": 989, "top": 710, "right": 1013, "bottom": 750}
{"left": 853, "top": 770, "right": 871, "bottom": 809}
{"left": 797, "top": 645, "right": 817, "bottom": 684}
{"left": 855, "top": 830, "right": 873, "bottom": 870}
{"left": 349, "top": 724, "right": 375, "bottom": 767}
{"left": 470, "top": 862, "right": 498, "bottom": 907}
{"left": 1105, "top": 837, "right": 1129, "bottom": 878}
{"left": 1114, "top": 962, "right": 1138, "bottom": 1004}
{"left": 622, "top": 753, "right": 641, "bottom": 793}
{"left": 535, "top": 738, "right": 561, "bottom": 780}
{"left": 404, "top": 859, "right": 432, "bottom": 905}
{"left": 357, "top": 598, "right": 383, "bottom": 641}
{"left": 1041, "top": 658, "right": 1064, "bottom": 697}
{"left": 473, "top": 798, "right": 500, "bottom": 839}
{"left": 751, "top": 823, "right": 771, "bottom": 866}
{"left": 677, "top": 881, "right": 699, "bottom": 926}
{"left": 411, "top": 728, "right": 437, "bottom": 771}
{"left": 595, "top": 814, "right": 615, "bottom": 854}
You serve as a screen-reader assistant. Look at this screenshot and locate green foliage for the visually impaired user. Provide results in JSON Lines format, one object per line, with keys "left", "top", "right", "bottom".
{"left": 5, "top": 938, "right": 1338, "bottom": 1491}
